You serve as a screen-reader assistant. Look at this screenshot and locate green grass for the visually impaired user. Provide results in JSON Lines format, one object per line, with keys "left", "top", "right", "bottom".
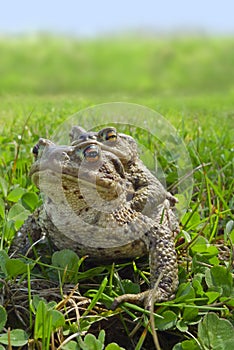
{"left": 0, "top": 35, "right": 234, "bottom": 349}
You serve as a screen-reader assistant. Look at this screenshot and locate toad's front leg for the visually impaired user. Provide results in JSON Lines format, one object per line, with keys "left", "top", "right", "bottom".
{"left": 111, "top": 225, "right": 178, "bottom": 309}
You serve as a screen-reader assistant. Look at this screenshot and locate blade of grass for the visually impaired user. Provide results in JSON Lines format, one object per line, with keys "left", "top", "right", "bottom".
{"left": 27, "top": 264, "right": 33, "bottom": 330}
{"left": 11, "top": 108, "right": 35, "bottom": 178}
{"left": 82, "top": 276, "right": 108, "bottom": 316}
{"left": 206, "top": 175, "right": 232, "bottom": 213}
{"left": 209, "top": 198, "right": 220, "bottom": 242}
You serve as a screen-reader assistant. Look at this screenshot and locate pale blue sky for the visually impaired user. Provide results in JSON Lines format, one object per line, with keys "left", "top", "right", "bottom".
{"left": 0, "top": 0, "right": 234, "bottom": 36}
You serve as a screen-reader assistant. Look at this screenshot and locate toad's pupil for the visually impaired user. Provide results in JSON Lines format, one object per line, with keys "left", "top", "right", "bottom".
{"left": 105, "top": 131, "right": 117, "bottom": 141}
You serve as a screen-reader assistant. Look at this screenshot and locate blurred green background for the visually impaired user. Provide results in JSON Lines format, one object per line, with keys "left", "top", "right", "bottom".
{"left": 0, "top": 36, "right": 234, "bottom": 98}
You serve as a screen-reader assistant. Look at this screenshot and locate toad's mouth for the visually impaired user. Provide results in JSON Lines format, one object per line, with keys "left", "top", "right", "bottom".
{"left": 30, "top": 160, "right": 127, "bottom": 207}
{"left": 30, "top": 139, "right": 129, "bottom": 205}
{"left": 32, "top": 171, "right": 127, "bottom": 213}
{"left": 31, "top": 166, "right": 124, "bottom": 190}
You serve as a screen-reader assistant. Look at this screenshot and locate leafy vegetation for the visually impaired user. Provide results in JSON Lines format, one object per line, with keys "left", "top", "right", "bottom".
{"left": 0, "top": 35, "right": 233, "bottom": 349}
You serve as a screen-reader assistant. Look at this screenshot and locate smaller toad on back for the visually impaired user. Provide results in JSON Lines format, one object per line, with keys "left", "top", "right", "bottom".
{"left": 70, "top": 126, "right": 179, "bottom": 231}
{"left": 13, "top": 126, "right": 179, "bottom": 308}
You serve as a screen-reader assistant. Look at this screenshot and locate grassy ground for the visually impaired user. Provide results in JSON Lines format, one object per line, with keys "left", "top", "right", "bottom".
{"left": 0, "top": 36, "right": 233, "bottom": 349}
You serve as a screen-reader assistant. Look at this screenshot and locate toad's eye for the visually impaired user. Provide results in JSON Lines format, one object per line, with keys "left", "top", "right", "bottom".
{"left": 99, "top": 128, "right": 117, "bottom": 142}
{"left": 83, "top": 145, "right": 100, "bottom": 163}
{"left": 32, "top": 144, "right": 40, "bottom": 156}
{"left": 32, "top": 144, "right": 45, "bottom": 159}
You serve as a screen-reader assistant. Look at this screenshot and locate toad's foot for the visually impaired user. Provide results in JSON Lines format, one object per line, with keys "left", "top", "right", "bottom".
{"left": 112, "top": 224, "right": 178, "bottom": 310}
{"left": 111, "top": 287, "right": 175, "bottom": 310}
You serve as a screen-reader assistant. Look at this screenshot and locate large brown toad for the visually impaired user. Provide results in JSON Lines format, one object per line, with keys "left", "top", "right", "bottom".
{"left": 12, "top": 130, "right": 179, "bottom": 308}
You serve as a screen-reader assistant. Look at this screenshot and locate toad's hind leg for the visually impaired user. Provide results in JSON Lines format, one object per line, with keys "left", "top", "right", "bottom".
{"left": 145, "top": 225, "right": 178, "bottom": 307}
{"left": 111, "top": 225, "right": 178, "bottom": 309}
